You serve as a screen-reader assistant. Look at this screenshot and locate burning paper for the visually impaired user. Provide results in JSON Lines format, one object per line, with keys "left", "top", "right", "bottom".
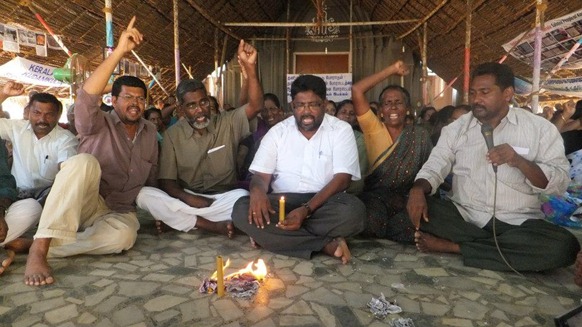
{"left": 367, "top": 293, "right": 402, "bottom": 319}
{"left": 200, "top": 259, "right": 268, "bottom": 299}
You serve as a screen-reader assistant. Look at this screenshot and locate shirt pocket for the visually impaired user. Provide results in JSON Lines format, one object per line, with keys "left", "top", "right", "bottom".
{"left": 39, "top": 156, "right": 59, "bottom": 181}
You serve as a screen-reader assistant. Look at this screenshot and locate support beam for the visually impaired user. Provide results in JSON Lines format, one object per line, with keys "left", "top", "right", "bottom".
{"left": 224, "top": 19, "right": 419, "bottom": 28}
{"left": 531, "top": 0, "right": 546, "bottom": 113}
{"left": 398, "top": 0, "right": 449, "bottom": 39}
{"left": 173, "top": 0, "right": 180, "bottom": 87}
{"left": 463, "top": 0, "right": 472, "bottom": 104}
{"left": 185, "top": 0, "right": 241, "bottom": 40}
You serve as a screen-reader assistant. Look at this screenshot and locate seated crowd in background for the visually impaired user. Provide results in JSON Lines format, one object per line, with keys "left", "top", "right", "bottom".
{"left": 0, "top": 19, "right": 580, "bottom": 288}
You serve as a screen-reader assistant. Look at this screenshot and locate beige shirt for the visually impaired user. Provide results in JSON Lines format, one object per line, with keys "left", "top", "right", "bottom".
{"left": 159, "top": 106, "right": 249, "bottom": 194}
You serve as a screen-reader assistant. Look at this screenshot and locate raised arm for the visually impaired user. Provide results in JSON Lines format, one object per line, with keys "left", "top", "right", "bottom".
{"left": 238, "top": 40, "right": 263, "bottom": 120}
{"left": 0, "top": 81, "right": 25, "bottom": 105}
{"left": 83, "top": 17, "right": 143, "bottom": 95}
{"left": 351, "top": 60, "right": 409, "bottom": 116}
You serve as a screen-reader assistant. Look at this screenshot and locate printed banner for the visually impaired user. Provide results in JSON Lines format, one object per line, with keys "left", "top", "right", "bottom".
{"left": 286, "top": 73, "right": 352, "bottom": 103}
{"left": 502, "top": 8, "right": 582, "bottom": 71}
{"left": 0, "top": 57, "right": 66, "bottom": 87}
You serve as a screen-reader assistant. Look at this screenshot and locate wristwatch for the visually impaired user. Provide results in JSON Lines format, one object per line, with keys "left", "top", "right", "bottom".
{"left": 301, "top": 202, "right": 313, "bottom": 218}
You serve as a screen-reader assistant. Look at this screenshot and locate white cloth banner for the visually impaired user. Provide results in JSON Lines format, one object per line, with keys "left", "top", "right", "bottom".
{"left": 0, "top": 57, "right": 66, "bottom": 87}
{"left": 286, "top": 73, "right": 352, "bottom": 103}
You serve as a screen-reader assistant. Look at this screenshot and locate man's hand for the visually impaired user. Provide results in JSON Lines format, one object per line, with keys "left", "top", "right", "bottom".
{"left": 486, "top": 143, "right": 521, "bottom": 168}
{"left": 116, "top": 16, "right": 143, "bottom": 54}
{"left": 237, "top": 39, "right": 257, "bottom": 71}
{"left": 277, "top": 207, "right": 307, "bottom": 231}
{"left": 389, "top": 60, "right": 410, "bottom": 77}
{"left": 1, "top": 81, "right": 24, "bottom": 98}
{"left": 562, "top": 100, "right": 576, "bottom": 120}
{"left": 182, "top": 194, "right": 213, "bottom": 208}
{"left": 248, "top": 190, "right": 274, "bottom": 229}
{"left": 406, "top": 185, "right": 429, "bottom": 229}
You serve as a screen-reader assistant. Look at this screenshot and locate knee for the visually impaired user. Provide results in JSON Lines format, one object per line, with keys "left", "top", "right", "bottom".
{"left": 136, "top": 186, "right": 157, "bottom": 208}
{"left": 62, "top": 153, "right": 101, "bottom": 176}
{"left": 103, "top": 219, "right": 139, "bottom": 252}
{"left": 9, "top": 198, "right": 42, "bottom": 222}
{"left": 231, "top": 196, "right": 250, "bottom": 225}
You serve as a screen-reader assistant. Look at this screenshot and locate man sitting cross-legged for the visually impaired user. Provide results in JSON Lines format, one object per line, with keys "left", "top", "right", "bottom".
{"left": 232, "top": 75, "right": 365, "bottom": 264}
{"left": 137, "top": 39, "right": 263, "bottom": 237}
{"left": 23, "top": 17, "right": 158, "bottom": 286}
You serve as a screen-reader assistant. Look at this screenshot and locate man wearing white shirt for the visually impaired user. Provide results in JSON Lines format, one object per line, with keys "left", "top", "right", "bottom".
{"left": 232, "top": 75, "right": 365, "bottom": 264}
{"left": 407, "top": 62, "right": 579, "bottom": 272}
{"left": 0, "top": 81, "right": 78, "bottom": 253}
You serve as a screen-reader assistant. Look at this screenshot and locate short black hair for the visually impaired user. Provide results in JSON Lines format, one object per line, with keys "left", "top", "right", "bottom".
{"left": 379, "top": 85, "right": 411, "bottom": 109}
{"left": 176, "top": 79, "right": 206, "bottom": 104}
{"left": 335, "top": 99, "right": 353, "bottom": 117}
{"left": 290, "top": 75, "right": 326, "bottom": 101}
{"left": 144, "top": 107, "right": 161, "bottom": 120}
{"left": 112, "top": 75, "right": 147, "bottom": 97}
{"left": 263, "top": 93, "right": 281, "bottom": 108}
{"left": 471, "top": 62, "right": 514, "bottom": 91}
{"left": 29, "top": 93, "right": 62, "bottom": 113}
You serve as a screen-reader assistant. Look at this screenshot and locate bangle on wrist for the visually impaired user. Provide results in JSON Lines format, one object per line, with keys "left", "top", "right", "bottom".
{"left": 560, "top": 114, "right": 566, "bottom": 122}
{"left": 301, "top": 202, "right": 313, "bottom": 218}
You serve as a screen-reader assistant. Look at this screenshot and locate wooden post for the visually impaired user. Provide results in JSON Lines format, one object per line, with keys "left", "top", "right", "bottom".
{"left": 422, "top": 23, "right": 428, "bottom": 106}
{"left": 463, "top": 0, "right": 472, "bottom": 104}
{"left": 173, "top": 0, "right": 180, "bottom": 87}
{"left": 531, "top": 0, "right": 545, "bottom": 113}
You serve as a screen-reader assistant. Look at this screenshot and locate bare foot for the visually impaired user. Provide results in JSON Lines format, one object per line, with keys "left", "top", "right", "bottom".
{"left": 322, "top": 237, "right": 351, "bottom": 264}
{"left": 5, "top": 237, "right": 33, "bottom": 253}
{"left": 24, "top": 239, "right": 54, "bottom": 286}
{"left": 249, "top": 237, "right": 261, "bottom": 249}
{"left": 414, "top": 231, "right": 460, "bottom": 254}
{"left": 0, "top": 249, "right": 15, "bottom": 276}
{"left": 196, "top": 218, "right": 235, "bottom": 238}
{"left": 154, "top": 220, "right": 174, "bottom": 235}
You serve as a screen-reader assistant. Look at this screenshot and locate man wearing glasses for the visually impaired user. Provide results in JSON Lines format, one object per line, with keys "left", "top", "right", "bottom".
{"left": 137, "top": 40, "right": 263, "bottom": 238}
{"left": 23, "top": 17, "right": 158, "bottom": 286}
{"left": 232, "top": 75, "right": 365, "bottom": 264}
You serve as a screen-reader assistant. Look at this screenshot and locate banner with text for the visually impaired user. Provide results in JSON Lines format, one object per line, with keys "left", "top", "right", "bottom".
{"left": 0, "top": 57, "right": 66, "bottom": 87}
{"left": 286, "top": 73, "right": 352, "bottom": 104}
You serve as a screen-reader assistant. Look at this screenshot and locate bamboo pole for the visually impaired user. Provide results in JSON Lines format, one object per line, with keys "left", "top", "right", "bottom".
{"left": 173, "top": 0, "right": 180, "bottom": 87}
{"left": 463, "top": 0, "right": 472, "bottom": 104}
{"left": 398, "top": 0, "right": 449, "bottom": 39}
{"left": 104, "top": 0, "right": 113, "bottom": 48}
{"left": 531, "top": 0, "right": 545, "bottom": 113}
{"left": 422, "top": 23, "right": 428, "bottom": 106}
{"left": 250, "top": 33, "right": 414, "bottom": 42}
{"left": 224, "top": 19, "right": 419, "bottom": 28}
{"left": 185, "top": 0, "right": 241, "bottom": 40}
{"left": 349, "top": 0, "right": 353, "bottom": 74}
{"left": 286, "top": 0, "right": 291, "bottom": 74}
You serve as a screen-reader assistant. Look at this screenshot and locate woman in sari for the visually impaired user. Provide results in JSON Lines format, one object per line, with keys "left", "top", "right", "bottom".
{"left": 352, "top": 61, "right": 433, "bottom": 243}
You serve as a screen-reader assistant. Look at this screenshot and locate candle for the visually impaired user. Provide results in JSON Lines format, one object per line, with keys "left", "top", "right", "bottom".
{"left": 216, "top": 256, "right": 224, "bottom": 297}
{"left": 279, "top": 196, "right": 285, "bottom": 223}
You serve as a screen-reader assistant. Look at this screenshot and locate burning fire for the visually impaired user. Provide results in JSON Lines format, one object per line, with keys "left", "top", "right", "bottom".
{"left": 211, "top": 259, "right": 268, "bottom": 282}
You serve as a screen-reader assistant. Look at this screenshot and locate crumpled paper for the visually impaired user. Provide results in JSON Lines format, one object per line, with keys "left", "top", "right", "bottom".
{"left": 367, "top": 293, "right": 402, "bottom": 319}
{"left": 199, "top": 275, "right": 260, "bottom": 299}
{"left": 390, "top": 317, "right": 416, "bottom": 327}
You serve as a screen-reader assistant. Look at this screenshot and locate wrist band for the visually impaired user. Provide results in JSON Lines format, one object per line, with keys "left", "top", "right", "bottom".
{"left": 301, "top": 202, "right": 312, "bottom": 218}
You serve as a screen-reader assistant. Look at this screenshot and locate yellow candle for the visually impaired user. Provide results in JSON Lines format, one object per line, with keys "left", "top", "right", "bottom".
{"left": 279, "top": 196, "right": 285, "bottom": 223}
{"left": 216, "top": 256, "right": 224, "bottom": 297}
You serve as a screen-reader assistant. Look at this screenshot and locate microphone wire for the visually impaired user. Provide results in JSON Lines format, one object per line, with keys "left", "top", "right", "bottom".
{"left": 491, "top": 169, "right": 525, "bottom": 277}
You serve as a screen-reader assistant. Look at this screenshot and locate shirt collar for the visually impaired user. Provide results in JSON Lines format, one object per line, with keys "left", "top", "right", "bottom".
{"left": 467, "top": 107, "right": 516, "bottom": 130}
{"left": 110, "top": 110, "right": 149, "bottom": 135}
{"left": 179, "top": 116, "right": 217, "bottom": 139}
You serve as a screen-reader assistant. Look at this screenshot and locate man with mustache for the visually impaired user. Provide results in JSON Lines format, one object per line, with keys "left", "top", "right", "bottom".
{"left": 23, "top": 17, "right": 158, "bottom": 286}
{"left": 407, "top": 62, "right": 579, "bottom": 272}
{"left": 231, "top": 75, "right": 365, "bottom": 264}
{"left": 137, "top": 40, "right": 262, "bottom": 238}
{"left": 0, "top": 82, "right": 78, "bottom": 271}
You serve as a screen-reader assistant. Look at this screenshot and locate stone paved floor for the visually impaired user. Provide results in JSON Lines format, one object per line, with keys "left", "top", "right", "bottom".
{"left": 1, "top": 211, "right": 581, "bottom": 327}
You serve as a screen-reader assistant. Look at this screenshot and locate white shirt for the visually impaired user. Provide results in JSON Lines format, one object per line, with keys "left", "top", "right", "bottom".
{"left": 0, "top": 119, "right": 78, "bottom": 190}
{"left": 250, "top": 114, "right": 360, "bottom": 193}
{"left": 416, "top": 108, "right": 570, "bottom": 227}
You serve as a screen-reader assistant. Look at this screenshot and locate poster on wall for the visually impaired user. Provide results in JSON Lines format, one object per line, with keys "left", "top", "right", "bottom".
{"left": 35, "top": 32, "right": 47, "bottom": 57}
{"left": 3, "top": 25, "right": 19, "bottom": 53}
{"left": 286, "top": 73, "right": 352, "bottom": 104}
{"left": 502, "top": 8, "right": 582, "bottom": 71}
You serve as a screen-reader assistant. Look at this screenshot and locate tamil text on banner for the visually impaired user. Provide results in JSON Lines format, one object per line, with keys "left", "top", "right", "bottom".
{"left": 286, "top": 73, "right": 352, "bottom": 104}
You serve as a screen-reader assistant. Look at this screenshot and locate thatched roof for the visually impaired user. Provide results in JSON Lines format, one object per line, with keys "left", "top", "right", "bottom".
{"left": 0, "top": 0, "right": 580, "bottom": 99}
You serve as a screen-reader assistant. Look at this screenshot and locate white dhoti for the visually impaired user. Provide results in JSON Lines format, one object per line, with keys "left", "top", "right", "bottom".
{"left": 0, "top": 198, "right": 42, "bottom": 246}
{"left": 136, "top": 186, "right": 249, "bottom": 232}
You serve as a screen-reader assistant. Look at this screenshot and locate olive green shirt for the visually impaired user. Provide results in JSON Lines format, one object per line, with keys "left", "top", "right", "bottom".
{"left": 159, "top": 106, "right": 250, "bottom": 194}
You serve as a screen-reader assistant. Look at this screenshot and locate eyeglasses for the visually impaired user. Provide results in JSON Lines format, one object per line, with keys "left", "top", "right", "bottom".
{"left": 184, "top": 98, "right": 210, "bottom": 110}
{"left": 119, "top": 94, "right": 146, "bottom": 104}
{"left": 292, "top": 101, "right": 322, "bottom": 111}
{"left": 382, "top": 101, "right": 405, "bottom": 108}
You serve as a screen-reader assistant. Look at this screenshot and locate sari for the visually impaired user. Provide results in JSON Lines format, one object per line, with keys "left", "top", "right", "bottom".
{"left": 359, "top": 125, "right": 432, "bottom": 242}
